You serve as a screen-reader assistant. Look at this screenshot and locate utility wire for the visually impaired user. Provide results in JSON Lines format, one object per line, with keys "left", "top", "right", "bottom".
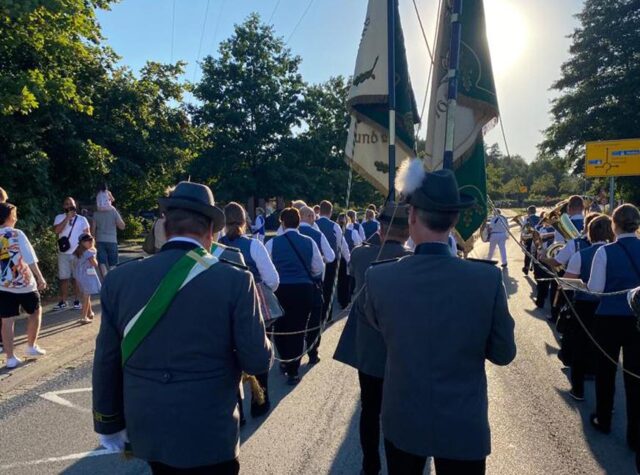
{"left": 287, "top": 0, "right": 316, "bottom": 43}
{"left": 193, "top": 0, "right": 212, "bottom": 82}
{"left": 170, "top": 0, "right": 176, "bottom": 63}
{"left": 268, "top": 0, "right": 281, "bottom": 24}
{"left": 210, "top": 0, "right": 227, "bottom": 54}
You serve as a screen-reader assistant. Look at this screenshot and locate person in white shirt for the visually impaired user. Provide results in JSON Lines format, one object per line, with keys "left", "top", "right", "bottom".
{"left": 554, "top": 195, "right": 586, "bottom": 244}
{"left": 251, "top": 208, "right": 266, "bottom": 243}
{"left": 347, "top": 210, "right": 366, "bottom": 242}
{"left": 541, "top": 212, "right": 601, "bottom": 270}
{"left": 52, "top": 197, "right": 90, "bottom": 311}
{"left": 0, "top": 203, "right": 48, "bottom": 368}
{"left": 487, "top": 209, "right": 509, "bottom": 267}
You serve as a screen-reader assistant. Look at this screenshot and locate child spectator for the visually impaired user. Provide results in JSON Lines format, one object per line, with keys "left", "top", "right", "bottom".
{"left": 74, "top": 234, "right": 101, "bottom": 324}
{"left": 96, "top": 183, "right": 115, "bottom": 211}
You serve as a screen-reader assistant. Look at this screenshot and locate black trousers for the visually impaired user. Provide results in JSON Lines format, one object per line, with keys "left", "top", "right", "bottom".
{"left": 569, "top": 299, "right": 598, "bottom": 394}
{"left": 384, "top": 439, "right": 486, "bottom": 475}
{"left": 322, "top": 260, "right": 338, "bottom": 320}
{"left": 149, "top": 459, "right": 239, "bottom": 475}
{"left": 534, "top": 263, "right": 550, "bottom": 307}
{"left": 305, "top": 283, "right": 324, "bottom": 360}
{"left": 337, "top": 257, "right": 352, "bottom": 309}
{"left": 274, "top": 283, "right": 313, "bottom": 376}
{"left": 523, "top": 239, "right": 533, "bottom": 272}
{"left": 594, "top": 316, "right": 640, "bottom": 450}
{"left": 359, "top": 371, "right": 384, "bottom": 475}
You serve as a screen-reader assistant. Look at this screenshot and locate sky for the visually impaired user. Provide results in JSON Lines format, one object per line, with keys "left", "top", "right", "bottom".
{"left": 96, "top": 0, "right": 585, "bottom": 162}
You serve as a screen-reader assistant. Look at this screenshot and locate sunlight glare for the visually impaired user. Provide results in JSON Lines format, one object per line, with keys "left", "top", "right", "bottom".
{"left": 483, "top": 0, "right": 528, "bottom": 77}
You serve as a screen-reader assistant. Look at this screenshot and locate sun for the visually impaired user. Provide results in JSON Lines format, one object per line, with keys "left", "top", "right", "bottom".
{"left": 483, "top": 0, "right": 528, "bottom": 77}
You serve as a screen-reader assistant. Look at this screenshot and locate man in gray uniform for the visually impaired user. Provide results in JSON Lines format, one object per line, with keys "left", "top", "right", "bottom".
{"left": 92, "top": 182, "right": 272, "bottom": 475}
{"left": 365, "top": 164, "right": 516, "bottom": 475}
{"left": 334, "top": 203, "right": 412, "bottom": 475}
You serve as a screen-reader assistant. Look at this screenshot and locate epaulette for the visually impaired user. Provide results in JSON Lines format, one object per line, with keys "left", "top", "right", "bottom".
{"left": 115, "top": 256, "right": 144, "bottom": 268}
{"left": 218, "top": 257, "right": 249, "bottom": 270}
{"left": 370, "top": 257, "right": 401, "bottom": 266}
{"left": 466, "top": 257, "right": 498, "bottom": 266}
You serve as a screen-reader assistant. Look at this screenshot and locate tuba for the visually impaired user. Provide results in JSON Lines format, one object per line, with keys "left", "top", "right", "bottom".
{"left": 541, "top": 199, "right": 582, "bottom": 259}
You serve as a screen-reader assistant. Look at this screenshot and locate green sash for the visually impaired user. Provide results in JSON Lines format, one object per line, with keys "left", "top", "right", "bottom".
{"left": 121, "top": 247, "right": 218, "bottom": 365}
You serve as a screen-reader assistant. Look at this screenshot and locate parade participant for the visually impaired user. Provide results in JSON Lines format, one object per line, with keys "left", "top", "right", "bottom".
{"left": 487, "top": 209, "right": 509, "bottom": 268}
{"left": 0, "top": 203, "right": 48, "bottom": 368}
{"left": 522, "top": 206, "right": 540, "bottom": 275}
{"left": 52, "top": 197, "right": 90, "bottom": 311}
{"left": 588, "top": 204, "right": 640, "bottom": 458}
{"left": 337, "top": 213, "right": 358, "bottom": 309}
{"left": 313, "top": 204, "right": 321, "bottom": 220}
{"left": 555, "top": 195, "right": 585, "bottom": 243}
{"left": 563, "top": 215, "right": 615, "bottom": 400}
{"left": 93, "top": 182, "right": 273, "bottom": 475}
{"left": 333, "top": 203, "right": 412, "bottom": 475}
{"left": 348, "top": 209, "right": 366, "bottom": 241}
{"left": 533, "top": 213, "right": 556, "bottom": 308}
{"left": 541, "top": 212, "right": 601, "bottom": 271}
{"left": 316, "top": 200, "right": 350, "bottom": 321}
{"left": 365, "top": 163, "right": 516, "bottom": 475}
{"left": 251, "top": 207, "right": 266, "bottom": 242}
{"left": 73, "top": 233, "right": 102, "bottom": 324}
{"left": 265, "top": 208, "right": 323, "bottom": 385}
{"left": 362, "top": 208, "right": 380, "bottom": 241}
{"left": 299, "top": 206, "right": 334, "bottom": 364}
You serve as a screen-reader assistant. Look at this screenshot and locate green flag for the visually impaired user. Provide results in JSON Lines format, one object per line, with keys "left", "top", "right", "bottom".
{"left": 425, "top": 0, "right": 498, "bottom": 240}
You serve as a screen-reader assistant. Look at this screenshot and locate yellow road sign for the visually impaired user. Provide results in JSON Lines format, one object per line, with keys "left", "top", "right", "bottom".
{"left": 585, "top": 138, "right": 640, "bottom": 177}
{"left": 519, "top": 185, "right": 528, "bottom": 193}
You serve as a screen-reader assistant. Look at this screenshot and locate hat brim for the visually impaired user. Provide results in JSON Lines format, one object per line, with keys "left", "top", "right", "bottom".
{"left": 159, "top": 197, "right": 225, "bottom": 233}
{"left": 408, "top": 191, "right": 476, "bottom": 212}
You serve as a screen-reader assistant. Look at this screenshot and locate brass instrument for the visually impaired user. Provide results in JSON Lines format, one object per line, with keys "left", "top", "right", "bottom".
{"left": 540, "top": 199, "right": 582, "bottom": 260}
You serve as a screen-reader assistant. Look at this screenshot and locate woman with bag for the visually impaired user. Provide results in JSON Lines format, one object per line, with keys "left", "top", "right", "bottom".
{"left": 265, "top": 208, "right": 324, "bottom": 385}
{"left": 588, "top": 204, "right": 640, "bottom": 475}
{"left": 220, "top": 202, "right": 279, "bottom": 418}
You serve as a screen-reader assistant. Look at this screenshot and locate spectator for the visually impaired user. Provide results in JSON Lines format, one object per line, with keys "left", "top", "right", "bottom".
{"left": 96, "top": 183, "right": 115, "bottom": 211}
{"left": 91, "top": 205, "right": 125, "bottom": 276}
{"left": 0, "top": 203, "right": 48, "bottom": 368}
{"left": 52, "top": 197, "right": 90, "bottom": 311}
{"left": 74, "top": 234, "right": 101, "bottom": 324}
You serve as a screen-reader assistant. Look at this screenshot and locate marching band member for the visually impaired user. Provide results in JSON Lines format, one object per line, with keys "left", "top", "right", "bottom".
{"left": 522, "top": 206, "right": 540, "bottom": 275}
{"left": 299, "top": 206, "right": 335, "bottom": 365}
{"left": 541, "top": 212, "right": 601, "bottom": 271}
{"left": 362, "top": 208, "right": 380, "bottom": 241}
{"left": 555, "top": 195, "right": 586, "bottom": 243}
{"left": 588, "top": 204, "right": 640, "bottom": 465}
{"left": 563, "top": 215, "right": 614, "bottom": 400}
{"left": 251, "top": 207, "right": 266, "bottom": 242}
{"left": 487, "top": 209, "right": 509, "bottom": 268}
{"left": 337, "top": 213, "right": 362, "bottom": 309}
{"left": 364, "top": 165, "right": 515, "bottom": 475}
{"left": 348, "top": 209, "right": 366, "bottom": 242}
{"left": 333, "top": 203, "right": 412, "bottom": 475}
{"left": 533, "top": 212, "right": 557, "bottom": 308}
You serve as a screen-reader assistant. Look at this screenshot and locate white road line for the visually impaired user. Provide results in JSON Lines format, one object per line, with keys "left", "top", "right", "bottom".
{"left": 40, "top": 387, "right": 92, "bottom": 414}
{"left": 0, "top": 449, "right": 118, "bottom": 470}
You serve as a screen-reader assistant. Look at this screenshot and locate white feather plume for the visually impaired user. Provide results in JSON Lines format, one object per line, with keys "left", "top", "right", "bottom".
{"left": 395, "top": 158, "right": 425, "bottom": 196}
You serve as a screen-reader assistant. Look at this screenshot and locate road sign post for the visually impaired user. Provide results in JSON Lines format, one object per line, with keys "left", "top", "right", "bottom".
{"left": 609, "top": 176, "right": 615, "bottom": 214}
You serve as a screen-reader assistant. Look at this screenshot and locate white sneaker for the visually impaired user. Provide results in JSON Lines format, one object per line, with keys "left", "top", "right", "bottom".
{"left": 6, "top": 356, "right": 22, "bottom": 368}
{"left": 25, "top": 345, "right": 46, "bottom": 356}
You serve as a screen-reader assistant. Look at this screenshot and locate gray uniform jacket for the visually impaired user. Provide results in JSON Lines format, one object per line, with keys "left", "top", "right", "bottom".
{"left": 92, "top": 240, "right": 272, "bottom": 468}
{"left": 333, "top": 241, "right": 412, "bottom": 377}
{"left": 365, "top": 242, "right": 516, "bottom": 460}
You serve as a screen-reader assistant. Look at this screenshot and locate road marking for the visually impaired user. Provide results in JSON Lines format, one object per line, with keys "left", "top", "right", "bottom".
{"left": 0, "top": 448, "right": 118, "bottom": 470}
{"left": 40, "top": 387, "right": 92, "bottom": 414}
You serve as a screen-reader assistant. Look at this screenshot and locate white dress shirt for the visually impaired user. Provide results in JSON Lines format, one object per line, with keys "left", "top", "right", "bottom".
{"left": 300, "top": 222, "right": 336, "bottom": 263}
{"left": 489, "top": 215, "right": 509, "bottom": 235}
{"left": 588, "top": 234, "right": 639, "bottom": 293}
{"left": 248, "top": 238, "right": 279, "bottom": 291}
{"left": 265, "top": 228, "right": 325, "bottom": 279}
{"left": 319, "top": 216, "right": 351, "bottom": 264}
{"left": 554, "top": 238, "right": 581, "bottom": 266}
{"left": 346, "top": 224, "right": 364, "bottom": 248}
{"left": 566, "top": 241, "right": 606, "bottom": 276}
{"left": 356, "top": 222, "right": 366, "bottom": 241}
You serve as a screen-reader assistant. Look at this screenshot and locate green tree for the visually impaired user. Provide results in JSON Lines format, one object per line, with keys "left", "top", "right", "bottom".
{"left": 530, "top": 173, "right": 558, "bottom": 197}
{"left": 540, "top": 0, "right": 640, "bottom": 202}
{"left": 191, "top": 14, "right": 305, "bottom": 204}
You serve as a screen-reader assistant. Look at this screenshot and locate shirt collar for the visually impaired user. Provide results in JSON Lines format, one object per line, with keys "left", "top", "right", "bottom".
{"left": 617, "top": 233, "right": 638, "bottom": 240}
{"left": 570, "top": 214, "right": 584, "bottom": 220}
{"left": 414, "top": 242, "right": 453, "bottom": 257}
{"left": 283, "top": 228, "right": 300, "bottom": 234}
{"left": 167, "top": 236, "right": 204, "bottom": 248}
{"left": 300, "top": 222, "right": 312, "bottom": 228}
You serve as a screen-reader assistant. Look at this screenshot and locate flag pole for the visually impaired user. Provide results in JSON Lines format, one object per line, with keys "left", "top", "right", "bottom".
{"left": 442, "top": 0, "right": 463, "bottom": 170}
{"left": 387, "top": 0, "right": 397, "bottom": 202}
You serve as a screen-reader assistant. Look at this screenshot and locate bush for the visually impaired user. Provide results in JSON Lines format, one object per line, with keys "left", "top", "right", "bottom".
{"left": 30, "top": 228, "right": 60, "bottom": 297}
{"left": 118, "top": 215, "right": 145, "bottom": 241}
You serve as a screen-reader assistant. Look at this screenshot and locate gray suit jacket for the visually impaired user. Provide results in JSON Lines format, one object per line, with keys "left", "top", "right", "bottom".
{"left": 93, "top": 240, "right": 272, "bottom": 467}
{"left": 365, "top": 242, "right": 516, "bottom": 460}
{"left": 333, "top": 241, "right": 412, "bottom": 377}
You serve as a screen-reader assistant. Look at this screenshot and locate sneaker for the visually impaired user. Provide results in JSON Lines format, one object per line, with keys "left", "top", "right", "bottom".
{"left": 5, "top": 356, "right": 22, "bottom": 369}
{"left": 73, "top": 300, "right": 82, "bottom": 310}
{"left": 308, "top": 355, "right": 321, "bottom": 366}
{"left": 25, "top": 345, "right": 46, "bottom": 357}
{"left": 569, "top": 389, "right": 584, "bottom": 401}
{"left": 53, "top": 301, "right": 68, "bottom": 311}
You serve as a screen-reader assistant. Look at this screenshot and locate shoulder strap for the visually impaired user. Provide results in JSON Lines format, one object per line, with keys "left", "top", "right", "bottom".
{"left": 67, "top": 216, "right": 77, "bottom": 238}
{"left": 283, "top": 232, "right": 315, "bottom": 282}
{"left": 616, "top": 240, "right": 640, "bottom": 281}
{"left": 121, "top": 247, "right": 218, "bottom": 365}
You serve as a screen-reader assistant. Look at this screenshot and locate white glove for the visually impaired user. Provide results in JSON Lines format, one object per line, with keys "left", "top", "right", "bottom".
{"left": 98, "top": 429, "right": 128, "bottom": 452}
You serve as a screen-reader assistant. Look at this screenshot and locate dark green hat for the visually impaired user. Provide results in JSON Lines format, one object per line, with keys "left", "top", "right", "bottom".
{"left": 159, "top": 182, "right": 225, "bottom": 233}
{"left": 378, "top": 203, "right": 409, "bottom": 227}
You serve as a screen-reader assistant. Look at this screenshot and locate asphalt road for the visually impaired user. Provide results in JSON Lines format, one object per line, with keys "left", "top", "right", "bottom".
{"left": 0, "top": 234, "right": 637, "bottom": 474}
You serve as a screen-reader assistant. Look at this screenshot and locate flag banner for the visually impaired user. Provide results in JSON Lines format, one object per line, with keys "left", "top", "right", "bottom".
{"left": 345, "top": 0, "right": 420, "bottom": 194}
{"left": 425, "top": 0, "right": 498, "bottom": 240}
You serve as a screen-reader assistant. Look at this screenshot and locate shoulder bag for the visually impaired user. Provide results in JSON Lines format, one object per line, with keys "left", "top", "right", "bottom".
{"left": 57, "top": 216, "right": 78, "bottom": 253}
